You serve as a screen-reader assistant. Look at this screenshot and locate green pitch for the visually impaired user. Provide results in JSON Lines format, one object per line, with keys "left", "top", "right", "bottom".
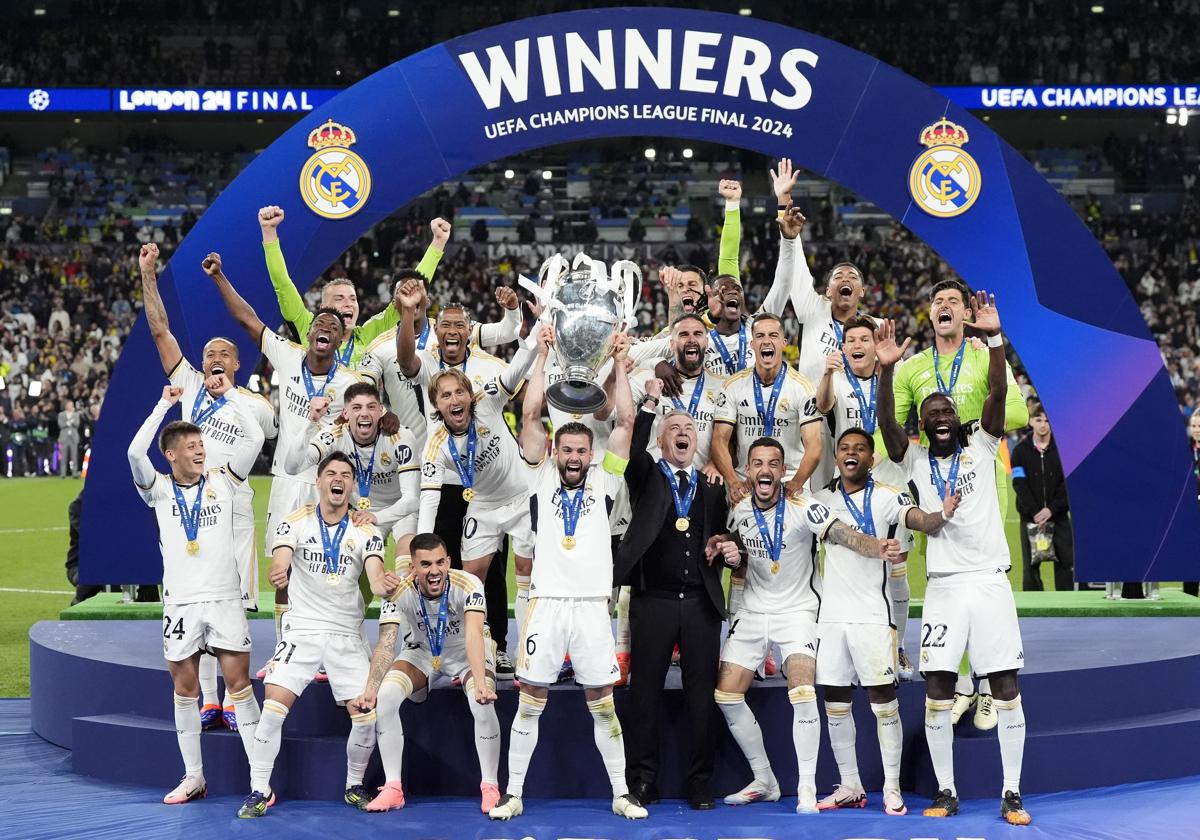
{"left": 0, "top": 474, "right": 1164, "bottom": 697}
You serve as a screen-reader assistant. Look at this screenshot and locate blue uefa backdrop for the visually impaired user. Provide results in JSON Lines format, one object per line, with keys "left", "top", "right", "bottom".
{"left": 82, "top": 7, "right": 1200, "bottom": 584}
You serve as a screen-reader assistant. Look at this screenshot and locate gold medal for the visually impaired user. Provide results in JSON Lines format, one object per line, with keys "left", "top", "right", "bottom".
{"left": 675, "top": 517, "right": 690, "bottom": 532}
{"left": 432, "top": 655, "right": 442, "bottom": 671}
{"left": 462, "top": 488, "right": 475, "bottom": 502}
{"left": 770, "top": 561, "right": 780, "bottom": 575}
{"left": 186, "top": 540, "right": 199, "bottom": 554}
{"left": 327, "top": 572, "right": 339, "bottom": 585}
{"left": 562, "top": 535, "right": 577, "bottom": 550}
{"left": 357, "top": 497, "right": 371, "bottom": 510}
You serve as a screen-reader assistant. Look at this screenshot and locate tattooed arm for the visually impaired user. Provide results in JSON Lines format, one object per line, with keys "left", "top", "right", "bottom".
{"left": 824, "top": 519, "right": 886, "bottom": 557}
{"left": 351, "top": 623, "right": 399, "bottom": 712}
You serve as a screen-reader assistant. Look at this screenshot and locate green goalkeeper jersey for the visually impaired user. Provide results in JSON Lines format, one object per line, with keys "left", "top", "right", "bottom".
{"left": 263, "top": 240, "right": 443, "bottom": 366}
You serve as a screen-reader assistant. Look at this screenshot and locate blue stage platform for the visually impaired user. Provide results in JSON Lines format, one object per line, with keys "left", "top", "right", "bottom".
{"left": 29, "top": 616, "right": 1200, "bottom": 804}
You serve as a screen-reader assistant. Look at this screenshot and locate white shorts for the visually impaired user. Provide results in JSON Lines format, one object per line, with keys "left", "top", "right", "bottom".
{"left": 162, "top": 599, "right": 251, "bottom": 662}
{"left": 518, "top": 597, "right": 619, "bottom": 687}
{"left": 462, "top": 495, "right": 534, "bottom": 560}
{"left": 265, "top": 475, "right": 316, "bottom": 555}
{"left": 920, "top": 569, "right": 1025, "bottom": 676}
{"left": 264, "top": 630, "right": 371, "bottom": 702}
{"left": 397, "top": 635, "right": 497, "bottom": 686}
{"left": 720, "top": 608, "right": 819, "bottom": 672}
{"left": 233, "top": 483, "right": 258, "bottom": 609}
{"left": 817, "top": 622, "right": 897, "bottom": 687}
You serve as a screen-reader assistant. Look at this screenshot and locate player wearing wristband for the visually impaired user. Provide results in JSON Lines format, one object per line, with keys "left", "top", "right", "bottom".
{"left": 128, "top": 386, "right": 265, "bottom": 806}
{"left": 876, "top": 299, "right": 1032, "bottom": 828}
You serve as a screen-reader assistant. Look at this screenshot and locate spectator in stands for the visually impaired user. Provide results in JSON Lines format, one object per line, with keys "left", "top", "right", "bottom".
{"left": 1011, "top": 403, "right": 1075, "bottom": 591}
{"left": 57, "top": 398, "right": 81, "bottom": 477}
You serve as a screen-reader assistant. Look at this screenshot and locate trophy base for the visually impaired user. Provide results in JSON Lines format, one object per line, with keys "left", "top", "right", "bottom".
{"left": 546, "top": 379, "right": 607, "bottom": 414}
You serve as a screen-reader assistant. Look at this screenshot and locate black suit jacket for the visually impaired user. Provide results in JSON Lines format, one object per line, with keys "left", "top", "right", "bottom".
{"left": 614, "top": 409, "right": 729, "bottom": 617}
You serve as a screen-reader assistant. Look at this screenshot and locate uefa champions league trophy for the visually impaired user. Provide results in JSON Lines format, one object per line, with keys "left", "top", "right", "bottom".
{"left": 522, "top": 252, "right": 640, "bottom": 413}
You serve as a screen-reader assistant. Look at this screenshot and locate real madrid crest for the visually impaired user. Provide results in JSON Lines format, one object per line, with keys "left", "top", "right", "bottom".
{"left": 908, "top": 119, "right": 981, "bottom": 218}
{"left": 300, "top": 118, "right": 372, "bottom": 220}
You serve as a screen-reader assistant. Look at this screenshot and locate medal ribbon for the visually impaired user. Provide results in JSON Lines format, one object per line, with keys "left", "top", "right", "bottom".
{"left": 709, "top": 325, "right": 748, "bottom": 374}
{"left": 317, "top": 507, "right": 349, "bottom": 577}
{"left": 446, "top": 421, "right": 477, "bottom": 492}
{"left": 932, "top": 340, "right": 966, "bottom": 397}
{"left": 929, "top": 449, "right": 962, "bottom": 501}
{"left": 667, "top": 361, "right": 706, "bottom": 417}
{"left": 839, "top": 476, "right": 876, "bottom": 537}
{"left": 559, "top": 485, "right": 586, "bottom": 541}
{"left": 301, "top": 358, "right": 338, "bottom": 398}
{"left": 352, "top": 439, "right": 377, "bottom": 504}
{"left": 846, "top": 372, "right": 878, "bottom": 433}
{"left": 439, "top": 347, "right": 470, "bottom": 373}
{"left": 172, "top": 476, "right": 206, "bottom": 546}
{"left": 752, "top": 368, "right": 787, "bottom": 436}
{"left": 658, "top": 460, "right": 698, "bottom": 520}
{"left": 418, "top": 586, "right": 451, "bottom": 662}
{"left": 416, "top": 319, "right": 431, "bottom": 350}
{"left": 190, "top": 388, "right": 226, "bottom": 427}
{"left": 751, "top": 497, "right": 786, "bottom": 567}
{"left": 335, "top": 334, "right": 355, "bottom": 367}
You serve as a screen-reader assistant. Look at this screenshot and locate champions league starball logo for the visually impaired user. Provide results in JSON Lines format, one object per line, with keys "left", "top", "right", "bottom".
{"left": 299, "top": 118, "right": 371, "bottom": 219}
{"left": 908, "top": 118, "right": 981, "bottom": 218}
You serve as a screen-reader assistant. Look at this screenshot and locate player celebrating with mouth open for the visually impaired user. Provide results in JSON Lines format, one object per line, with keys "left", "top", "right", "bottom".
{"left": 352, "top": 532, "right": 501, "bottom": 814}
{"left": 876, "top": 296, "right": 1032, "bottom": 827}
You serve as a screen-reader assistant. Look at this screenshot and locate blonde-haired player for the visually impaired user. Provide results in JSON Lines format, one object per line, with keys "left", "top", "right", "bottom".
{"left": 352, "top": 532, "right": 501, "bottom": 813}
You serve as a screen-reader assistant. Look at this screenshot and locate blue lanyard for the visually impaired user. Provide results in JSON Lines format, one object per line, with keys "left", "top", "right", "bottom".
{"left": 418, "top": 587, "right": 451, "bottom": 660}
{"left": 839, "top": 476, "right": 876, "bottom": 537}
{"left": 439, "top": 347, "right": 469, "bottom": 373}
{"left": 317, "top": 508, "right": 349, "bottom": 577}
{"left": 929, "top": 450, "right": 962, "bottom": 500}
{"left": 417, "top": 320, "right": 431, "bottom": 350}
{"left": 189, "top": 388, "right": 226, "bottom": 427}
{"left": 710, "top": 326, "right": 748, "bottom": 374}
{"left": 301, "top": 358, "right": 338, "bottom": 398}
{"left": 752, "top": 368, "right": 787, "bottom": 436}
{"left": 352, "top": 439, "right": 377, "bottom": 501}
{"left": 171, "top": 476, "right": 206, "bottom": 544}
{"left": 931, "top": 340, "right": 966, "bottom": 397}
{"left": 846, "top": 372, "right": 877, "bottom": 433}
{"left": 751, "top": 497, "right": 786, "bottom": 565}
{"left": 668, "top": 362, "right": 705, "bottom": 417}
{"left": 658, "top": 460, "right": 698, "bottom": 518}
{"left": 335, "top": 334, "right": 355, "bottom": 366}
{"left": 831, "top": 317, "right": 844, "bottom": 344}
{"left": 559, "top": 485, "right": 586, "bottom": 538}
{"left": 446, "top": 422, "right": 477, "bottom": 489}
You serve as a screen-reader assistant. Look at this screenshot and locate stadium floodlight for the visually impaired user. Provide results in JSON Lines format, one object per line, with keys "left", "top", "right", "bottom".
{"left": 28, "top": 380, "right": 42, "bottom": 398}
{"left": 1167, "top": 108, "right": 1178, "bottom": 125}
{"left": 682, "top": 147, "right": 694, "bottom": 159}
{"left": 739, "top": 7, "right": 753, "bottom": 15}
{"left": 1091, "top": 4, "right": 1104, "bottom": 12}
{"left": 387, "top": 8, "right": 400, "bottom": 16}
{"left": 504, "top": 168, "right": 515, "bottom": 179}
{"left": 644, "top": 147, "right": 656, "bottom": 160}
{"left": 1180, "top": 109, "right": 1190, "bottom": 127}
{"left": 33, "top": 7, "right": 46, "bottom": 15}
{"left": 542, "top": 169, "right": 552, "bottom": 180}
{"left": 0, "top": 376, "right": 6, "bottom": 390}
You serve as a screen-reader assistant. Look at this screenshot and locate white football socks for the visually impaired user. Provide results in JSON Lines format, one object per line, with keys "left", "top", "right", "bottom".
{"left": 227, "top": 684, "right": 261, "bottom": 759}
{"left": 172, "top": 692, "right": 203, "bottom": 776}
{"left": 465, "top": 676, "right": 501, "bottom": 786}
{"left": 586, "top": 695, "right": 628, "bottom": 797}
{"left": 505, "top": 692, "right": 546, "bottom": 797}
{"left": 925, "top": 697, "right": 956, "bottom": 796}
{"left": 824, "top": 700, "right": 861, "bottom": 790}
{"left": 994, "top": 694, "right": 1026, "bottom": 794}
{"left": 375, "top": 670, "right": 413, "bottom": 781}
{"left": 346, "top": 710, "right": 378, "bottom": 787}
{"left": 789, "top": 685, "right": 820, "bottom": 793}
{"left": 872, "top": 699, "right": 903, "bottom": 791}
{"left": 249, "top": 699, "right": 288, "bottom": 794}
{"left": 715, "top": 689, "right": 776, "bottom": 786}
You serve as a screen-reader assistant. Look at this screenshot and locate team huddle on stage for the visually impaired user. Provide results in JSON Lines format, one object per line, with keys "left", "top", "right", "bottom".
{"left": 127, "top": 159, "right": 1032, "bottom": 826}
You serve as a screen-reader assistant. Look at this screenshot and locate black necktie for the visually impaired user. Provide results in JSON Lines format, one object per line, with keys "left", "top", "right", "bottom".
{"left": 676, "top": 470, "right": 690, "bottom": 498}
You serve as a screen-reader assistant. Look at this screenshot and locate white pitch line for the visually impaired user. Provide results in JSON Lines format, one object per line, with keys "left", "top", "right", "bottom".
{"left": 0, "top": 526, "right": 68, "bottom": 534}
{"left": 0, "top": 587, "right": 74, "bottom": 595}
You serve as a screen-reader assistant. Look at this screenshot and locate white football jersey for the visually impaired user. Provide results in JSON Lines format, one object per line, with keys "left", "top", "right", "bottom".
{"left": 788, "top": 247, "right": 881, "bottom": 384}
{"left": 310, "top": 424, "right": 420, "bottom": 528}
{"left": 261, "top": 329, "right": 377, "bottom": 482}
{"left": 136, "top": 467, "right": 244, "bottom": 605}
{"left": 168, "top": 359, "right": 276, "bottom": 465}
{"left": 901, "top": 428, "right": 1007, "bottom": 575}
{"left": 271, "top": 505, "right": 385, "bottom": 635}
{"left": 714, "top": 365, "right": 821, "bottom": 480}
{"left": 379, "top": 569, "right": 486, "bottom": 657}
{"left": 629, "top": 366, "right": 727, "bottom": 468}
{"left": 528, "top": 456, "right": 625, "bottom": 599}
{"left": 814, "top": 479, "right": 913, "bottom": 625}
{"left": 359, "top": 327, "right": 428, "bottom": 452}
{"left": 728, "top": 494, "right": 833, "bottom": 615}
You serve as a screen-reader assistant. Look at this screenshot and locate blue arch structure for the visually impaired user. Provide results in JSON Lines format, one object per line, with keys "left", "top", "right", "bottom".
{"left": 83, "top": 8, "right": 1199, "bottom": 584}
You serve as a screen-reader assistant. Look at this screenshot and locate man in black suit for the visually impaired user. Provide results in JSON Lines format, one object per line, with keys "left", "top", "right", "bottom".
{"left": 615, "top": 378, "right": 739, "bottom": 810}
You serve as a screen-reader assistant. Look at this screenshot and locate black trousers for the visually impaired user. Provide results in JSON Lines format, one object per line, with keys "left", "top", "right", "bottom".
{"left": 1019, "top": 515, "right": 1075, "bottom": 591}
{"left": 433, "top": 485, "right": 509, "bottom": 651}
{"left": 624, "top": 590, "right": 721, "bottom": 794}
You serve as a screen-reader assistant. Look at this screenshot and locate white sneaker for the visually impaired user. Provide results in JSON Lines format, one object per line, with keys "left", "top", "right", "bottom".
{"left": 723, "top": 778, "right": 781, "bottom": 805}
{"left": 950, "top": 691, "right": 977, "bottom": 725}
{"left": 897, "top": 648, "right": 914, "bottom": 682}
{"left": 883, "top": 788, "right": 907, "bottom": 816}
{"left": 974, "top": 693, "right": 998, "bottom": 730}
{"left": 796, "top": 784, "right": 819, "bottom": 814}
{"left": 816, "top": 783, "right": 866, "bottom": 810}
{"left": 612, "top": 793, "right": 648, "bottom": 819}
{"left": 488, "top": 793, "right": 523, "bottom": 820}
{"left": 163, "top": 773, "right": 207, "bottom": 805}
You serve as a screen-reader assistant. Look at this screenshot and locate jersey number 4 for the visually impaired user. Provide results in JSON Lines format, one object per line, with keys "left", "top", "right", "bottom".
{"left": 162, "top": 615, "right": 185, "bottom": 640}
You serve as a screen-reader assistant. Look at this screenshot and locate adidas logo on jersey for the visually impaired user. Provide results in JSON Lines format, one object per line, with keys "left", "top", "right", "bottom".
{"left": 884, "top": 667, "right": 895, "bottom": 675}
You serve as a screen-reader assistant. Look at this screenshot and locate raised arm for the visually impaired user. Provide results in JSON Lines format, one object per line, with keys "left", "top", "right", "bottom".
{"left": 716, "top": 179, "right": 742, "bottom": 279}
{"left": 604, "top": 334, "right": 635, "bottom": 460}
{"left": 972, "top": 291, "right": 1008, "bottom": 438}
{"left": 519, "top": 326, "right": 552, "bottom": 463}
{"left": 360, "top": 218, "right": 450, "bottom": 341}
{"left": 498, "top": 330, "right": 537, "bottom": 396}
{"left": 258, "top": 205, "right": 313, "bottom": 338}
{"left": 476, "top": 286, "right": 521, "bottom": 348}
{"left": 814, "top": 352, "right": 842, "bottom": 415}
{"left": 416, "top": 218, "right": 450, "bottom": 281}
{"left": 128, "top": 387, "right": 178, "bottom": 489}
{"left": 760, "top": 163, "right": 803, "bottom": 316}
{"left": 138, "top": 243, "right": 183, "bottom": 375}
{"left": 394, "top": 278, "right": 424, "bottom": 378}
{"left": 625, "top": 377, "right": 661, "bottom": 489}
{"left": 202, "top": 252, "right": 266, "bottom": 340}
{"left": 874, "top": 319, "right": 912, "bottom": 463}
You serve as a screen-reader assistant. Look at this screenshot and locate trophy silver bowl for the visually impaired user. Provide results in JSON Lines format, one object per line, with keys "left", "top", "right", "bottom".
{"left": 539, "top": 253, "right": 639, "bottom": 414}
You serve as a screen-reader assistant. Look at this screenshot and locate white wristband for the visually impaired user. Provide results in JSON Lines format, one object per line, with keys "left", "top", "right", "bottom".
{"left": 986, "top": 332, "right": 1003, "bottom": 348}
{"left": 725, "top": 200, "right": 740, "bottom": 211}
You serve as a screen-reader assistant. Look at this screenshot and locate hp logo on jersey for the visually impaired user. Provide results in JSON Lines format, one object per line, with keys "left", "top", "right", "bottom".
{"left": 300, "top": 119, "right": 372, "bottom": 220}
{"left": 908, "top": 119, "right": 981, "bottom": 218}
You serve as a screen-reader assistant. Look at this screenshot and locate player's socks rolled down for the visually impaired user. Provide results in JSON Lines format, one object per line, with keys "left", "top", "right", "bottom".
{"left": 514, "top": 575, "right": 531, "bottom": 652}
{"left": 727, "top": 576, "right": 745, "bottom": 617}
{"left": 715, "top": 689, "right": 775, "bottom": 785}
{"left": 198, "top": 654, "right": 220, "bottom": 709}
{"left": 227, "top": 685, "right": 261, "bottom": 758}
{"left": 464, "top": 677, "right": 501, "bottom": 785}
{"left": 614, "top": 586, "right": 631, "bottom": 655}
{"left": 250, "top": 699, "right": 288, "bottom": 794}
{"left": 585, "top": 695, "right": 628, "bottom": 797}
{"left": 788, "top": 685, "right": 820, "bottom": 790}
{"left": 376, "top": 671, "right": 413, "bottom": 781}
{"left": 824, "top": 701, "right": 861, "bottom": 790}
{"left": 871, "top": 699, "right": 903, "bottom": 790}
{"left": 346, "top": 710, "right": 378, "bottom": 787}
{"left": 993, "top": 694, "right": 1025, "bottom": 795}
{"left": 172, "top": 693, "right": 203, "bottom": 775}
{"left": 889, "top": 561, "right": 910, "bottom": 651}
{"left": 924, "top": 697, "right": 956, "bottom": 796}
{"left": 505, "top": 692, "right": 547, "bottom": 797}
